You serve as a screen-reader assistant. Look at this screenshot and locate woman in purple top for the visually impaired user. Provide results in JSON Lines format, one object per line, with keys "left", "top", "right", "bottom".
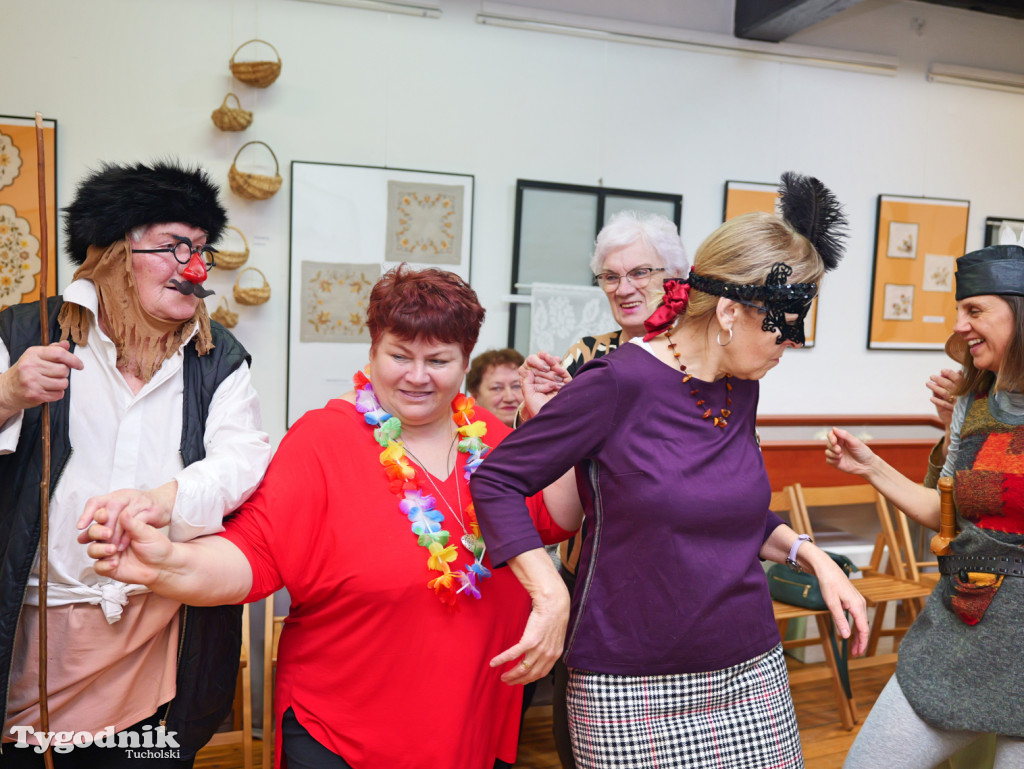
{"left": 471, "top": 173, "right": 870, "bottom": 769}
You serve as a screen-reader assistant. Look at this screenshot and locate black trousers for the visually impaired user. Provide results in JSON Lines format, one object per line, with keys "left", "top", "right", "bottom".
{"left": 282, "top": 708, "right": 512, "bottom": 769}
{"left": 2, "top": 711, "right": 194, "bottom": 768}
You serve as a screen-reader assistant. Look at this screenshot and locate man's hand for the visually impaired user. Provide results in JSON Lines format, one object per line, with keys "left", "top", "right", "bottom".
{"left": 0, "top": 341, "right": 83, "bottom": 421}
{"left": 77, "top": 482, "right": 178, "bottom": 550}
{"left": 84, "top": 505, "right": 174, "bottom": 587}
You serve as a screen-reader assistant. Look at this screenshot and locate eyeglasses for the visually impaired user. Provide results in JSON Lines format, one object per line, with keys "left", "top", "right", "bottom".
{"left": 593, "top": 266, "right": 665, "bottom": 292}
{"left": 133, "top": 236, "right": 217, "bottom": 270}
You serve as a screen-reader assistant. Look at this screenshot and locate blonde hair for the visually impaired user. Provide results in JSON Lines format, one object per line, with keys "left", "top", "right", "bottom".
{"left": 682, "top": 212, "right": 824, "bottom": 324}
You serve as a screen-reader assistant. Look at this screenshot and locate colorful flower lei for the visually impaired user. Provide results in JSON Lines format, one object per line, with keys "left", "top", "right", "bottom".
{"left": 354, "top": 368, "right": 492, "bottom": 609}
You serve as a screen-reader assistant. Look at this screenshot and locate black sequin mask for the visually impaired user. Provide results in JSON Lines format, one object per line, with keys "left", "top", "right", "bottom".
{"left": 687, "top": 263, "right": 817, "bottom": 345}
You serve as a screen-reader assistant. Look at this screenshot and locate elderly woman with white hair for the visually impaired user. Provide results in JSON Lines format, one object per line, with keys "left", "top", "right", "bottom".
{"left": 557, "top": 210, "right": 690, "bottom": 380}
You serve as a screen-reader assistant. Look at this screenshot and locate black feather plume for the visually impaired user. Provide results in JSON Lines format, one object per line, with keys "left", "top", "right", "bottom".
{"left": 778, "top": 171, "right": 847, "bottom": 272}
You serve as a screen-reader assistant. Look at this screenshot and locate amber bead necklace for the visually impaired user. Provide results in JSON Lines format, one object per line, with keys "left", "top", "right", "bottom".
{"left": 663, "top": 329, "right": 732, "bottom": 429}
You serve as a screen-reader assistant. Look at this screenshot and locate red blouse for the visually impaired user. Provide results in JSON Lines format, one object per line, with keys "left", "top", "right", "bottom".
{"left": 221, "top": 399, "right": 570, "bottom": 768}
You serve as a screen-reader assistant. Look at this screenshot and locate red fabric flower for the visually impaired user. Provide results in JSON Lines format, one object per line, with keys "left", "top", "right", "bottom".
{"left": 643, "top": 279, "right": 691, "bottom": 341}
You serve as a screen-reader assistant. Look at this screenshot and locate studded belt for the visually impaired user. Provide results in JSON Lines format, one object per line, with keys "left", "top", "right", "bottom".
{"left": 938, "top": 554, "right": 1024, "bottom": 579}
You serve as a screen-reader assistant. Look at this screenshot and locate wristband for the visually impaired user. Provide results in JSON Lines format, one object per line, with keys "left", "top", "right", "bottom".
{"left": 786, "top": 534, "right": 812, "bottom": 572}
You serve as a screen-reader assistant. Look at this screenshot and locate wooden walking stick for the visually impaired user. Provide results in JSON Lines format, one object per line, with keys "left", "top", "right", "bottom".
{"left": 931, "top": 476, "right": 956, "bottom": 556}
{"left": 34, "top": 111, "right": 56, "bottom": 769}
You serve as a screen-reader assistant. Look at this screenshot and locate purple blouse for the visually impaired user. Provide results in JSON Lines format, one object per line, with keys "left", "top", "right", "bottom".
{"left": 471, "top": 342, "right": 785, "bottom": 675}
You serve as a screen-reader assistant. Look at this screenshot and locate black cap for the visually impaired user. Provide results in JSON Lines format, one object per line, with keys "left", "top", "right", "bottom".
{"left": 954, "top": 245, "right": 1024, "bottom": 301}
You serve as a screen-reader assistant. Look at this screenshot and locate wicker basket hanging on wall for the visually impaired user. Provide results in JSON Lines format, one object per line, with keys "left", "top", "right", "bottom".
{"left": 211, "top": 93, "right": 253, "bottom": 132}
{"left": 228, "top": 141, "right": 282, "bottom": 200}
{"left": 215, "top": 225, "right": 250, "bottom": 270}
{"left": 233, "top": 267, "right": 271, "bottom": 306}
{"left": 229, "top": 39, "right": 282, "bottom": 88}
{"left": 210, "top": 297, "right": 239, "bottom": 328}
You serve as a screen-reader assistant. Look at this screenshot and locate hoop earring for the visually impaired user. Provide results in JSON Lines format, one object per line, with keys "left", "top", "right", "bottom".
{"left": 717, "top": 327, "right": 733, "bottom": 347}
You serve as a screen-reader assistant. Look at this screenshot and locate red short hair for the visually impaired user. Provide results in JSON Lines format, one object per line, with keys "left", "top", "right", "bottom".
{"left": 367, "top": 265, "right": 485, "bottom": 359}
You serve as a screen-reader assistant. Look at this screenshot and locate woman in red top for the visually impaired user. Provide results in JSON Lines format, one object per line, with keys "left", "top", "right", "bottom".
{"left": 84, "top": 266, "right": 579, "bottom": 769}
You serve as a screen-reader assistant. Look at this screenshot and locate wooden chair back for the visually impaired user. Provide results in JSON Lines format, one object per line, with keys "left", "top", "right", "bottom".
{"left": 262, "top": 594, "right": 287, "bottom": 769}
{"left": 771, "top": 485, "right": 811, "bottom": 535}
{"left": 768, "top": 485, "right": 857, "bottom": 730}
{"left": 792, "top": 482, "right": 933, "bottom": 656}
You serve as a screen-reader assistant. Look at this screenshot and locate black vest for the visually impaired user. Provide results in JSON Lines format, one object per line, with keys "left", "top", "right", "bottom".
{"left": 0, "top": 297, "right": 251, "bottom": 755}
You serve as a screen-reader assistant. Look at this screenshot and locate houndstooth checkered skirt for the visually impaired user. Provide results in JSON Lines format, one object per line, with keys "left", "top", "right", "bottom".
{"left": 566, "top": 644, "right": 803, "bottom": 769}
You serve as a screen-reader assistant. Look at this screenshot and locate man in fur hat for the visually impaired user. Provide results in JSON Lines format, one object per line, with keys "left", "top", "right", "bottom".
{"left": 0, "top": 161, "right": 271, "bottom": 766}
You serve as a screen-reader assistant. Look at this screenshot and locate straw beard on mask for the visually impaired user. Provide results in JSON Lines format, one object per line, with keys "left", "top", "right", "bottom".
{"left": 169, "top": 278, "right": 215, "bottom": 298}
{"left": 57, "top": 238, "right": 216, "bottom": 383}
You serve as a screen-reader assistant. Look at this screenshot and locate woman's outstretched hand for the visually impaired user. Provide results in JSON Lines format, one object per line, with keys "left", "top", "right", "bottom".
{"left": 825, "top": 427, "right": 877, "bottom": 477}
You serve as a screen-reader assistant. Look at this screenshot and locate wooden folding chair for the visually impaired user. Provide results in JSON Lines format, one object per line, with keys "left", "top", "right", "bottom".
{"left": 769, "top": 486, "right": 858, "bottom": 730}
{"left": 889, "top": 503, "right": 942, "bottom": 589}
{"left": 198, "top": 602, "right": 254, "bottom": 769}
{"left": 262, "top": 594, "right": 287, "bottom": 769}
{"left": 792, "top": 483, "right": 934, "bottom": 661}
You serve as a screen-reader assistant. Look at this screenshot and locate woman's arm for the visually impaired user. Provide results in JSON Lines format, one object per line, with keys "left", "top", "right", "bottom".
{"left": 760, "top": 523, "right": 869, "bottom": 657}
{"left": 488, "top": 547, "right": 570, "bottom": 684}
{"left": 86, "top": 505, "right": 253, "bottom": 605}
{"left": 826, "top": 427, "right": 941, "bottom": 530}
{"left": 540, "top": 468, "right": 585, "bottom": 533}
{"left": 473, "top": 356, "right": 619, "bottom": 566}
{"left": 923, "top": 368, "right": 963, "bottom": 487}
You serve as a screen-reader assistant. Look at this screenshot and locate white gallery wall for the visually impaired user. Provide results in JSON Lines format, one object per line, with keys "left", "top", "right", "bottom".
{"left": 4, "top": 0, "right": 1024, "bottom": 445}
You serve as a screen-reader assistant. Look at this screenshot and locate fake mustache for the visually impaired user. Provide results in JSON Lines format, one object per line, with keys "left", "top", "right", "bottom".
{"left": 169, "top": 279, "right": 215, "bottom": 299}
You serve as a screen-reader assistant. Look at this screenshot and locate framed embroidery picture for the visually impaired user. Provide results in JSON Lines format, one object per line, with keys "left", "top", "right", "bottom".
{"left": 723, "top": 180, "right": 818, "bottom": 347}
{"left": 985, "top": 216, "right": 1024, "bottom": 247}
{"left": 288, "top": 161, "right": 473, "bottom": 427}
{"left": 868, "top": 194, "right": 969, "bottom": 350}
{"left": 0, "top": 115, "right": 57, "bottom": 312}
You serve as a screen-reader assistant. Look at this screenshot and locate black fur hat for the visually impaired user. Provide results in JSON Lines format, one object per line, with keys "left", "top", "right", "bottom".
{"left": 64, "top": 160, "right": 228, "bottom": 265}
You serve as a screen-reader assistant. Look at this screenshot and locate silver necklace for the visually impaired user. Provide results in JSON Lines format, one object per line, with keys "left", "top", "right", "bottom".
{"left": 401, "top": 436, "right": 483, "bottom": 555}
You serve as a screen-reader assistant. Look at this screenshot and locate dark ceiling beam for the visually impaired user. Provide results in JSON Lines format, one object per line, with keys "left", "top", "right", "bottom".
{"left": 734, "top": 0, "right": 866, "bottom": 42}
{"left": 915, "top": 0, "right": 1024, "bottom": 20}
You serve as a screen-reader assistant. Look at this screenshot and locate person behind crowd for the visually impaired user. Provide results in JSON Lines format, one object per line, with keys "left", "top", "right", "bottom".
{"left": 826, "top": 229, "right": 1024, "bottom": 769}
{"left": 83, "top": 265, "right": 580, "bottom": 769}
{"left": 467, "top": 348, "right": 525, "bottom": 427}
{"left": 0, "top": 161, "right": 271, "bottom": 766}
{"left": 470, "top": 173, "right": 869, "bottom": 769}
{"left": 518, "top": 209, "right": 688, "bottom": 768}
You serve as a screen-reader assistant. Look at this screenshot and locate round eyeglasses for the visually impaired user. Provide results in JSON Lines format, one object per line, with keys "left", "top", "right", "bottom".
{"left": 593, "top": 266, "right": 665, "bottom": 292}
{"left": 133, "top": 238, "right": 217, "bottom": 270}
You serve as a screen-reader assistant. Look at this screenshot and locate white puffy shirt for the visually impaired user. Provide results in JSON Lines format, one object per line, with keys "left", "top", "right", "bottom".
{"left": 0, "top": 280, "right": 271, "bottom": 621}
